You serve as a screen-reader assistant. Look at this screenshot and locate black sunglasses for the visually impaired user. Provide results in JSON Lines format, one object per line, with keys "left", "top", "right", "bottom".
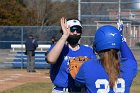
{"left": 70, "top": 26, "right": 82, "bottom": 33}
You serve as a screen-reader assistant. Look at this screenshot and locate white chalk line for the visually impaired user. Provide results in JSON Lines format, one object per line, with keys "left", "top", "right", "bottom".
{"left": 0, "top": 73, "right": 50, "bottom": 84}
{"left": 0, "top": 74, "right": 22, "bottom": 84}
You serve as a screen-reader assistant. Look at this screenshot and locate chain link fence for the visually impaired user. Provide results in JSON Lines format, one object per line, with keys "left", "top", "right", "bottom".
{"left": 79, "top": 0, "right": 140, "bottom": 48}
{"left": 0, "top": 26, "right": 61, "bottom": 69}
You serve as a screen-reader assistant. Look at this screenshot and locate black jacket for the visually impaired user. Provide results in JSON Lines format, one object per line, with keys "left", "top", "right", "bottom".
{"left": 25, "top": 38, "right": 38, "bottom": 51}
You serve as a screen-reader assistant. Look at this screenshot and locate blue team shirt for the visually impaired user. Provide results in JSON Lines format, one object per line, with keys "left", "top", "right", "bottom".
{"left": 75, "top": 42, "right": 138, "bottom": 93}
{"left": 47, "top": 44, "right": 96, "bottom": 88}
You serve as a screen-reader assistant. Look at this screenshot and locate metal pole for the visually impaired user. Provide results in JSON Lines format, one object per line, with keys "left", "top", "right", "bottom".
{"left": 78, "top": 0, "right": 81, "bottom": 44}
{"left": 21, "top": 27, "right": 24, "bottom": 69}
{"left": 78, "top": 0, "right": 81, "bottom": 20}
{"left": 118, "top": 0, "right": 121, "bottom": 22}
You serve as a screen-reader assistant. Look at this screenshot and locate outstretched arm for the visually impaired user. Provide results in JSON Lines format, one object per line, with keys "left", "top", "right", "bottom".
{"left": 121, "top": 41, "right": 136, "bottom": 61}
{"left": 46, "top": 17, "right": 70, "bottom": 64}
{"left": 117, "top": 21, "right": 136, "bottom": 60}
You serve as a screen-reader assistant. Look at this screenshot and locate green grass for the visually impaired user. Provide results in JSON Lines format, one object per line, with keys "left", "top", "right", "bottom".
{"left": 1, "top": 71, "right": 140, "bottom": 93}
{"left": 130, "top": 71, "right": 140, "bottom": 93}
{"left": 0, "top": 82, "right": 53, "bottom": 93}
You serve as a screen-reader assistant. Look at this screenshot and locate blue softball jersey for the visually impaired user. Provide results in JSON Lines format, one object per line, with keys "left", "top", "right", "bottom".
{"left": 47, "top": 44, "right": 96, "bottom": 88}
{"left": 75, "top": 42, "right": 138, "bottom": 93}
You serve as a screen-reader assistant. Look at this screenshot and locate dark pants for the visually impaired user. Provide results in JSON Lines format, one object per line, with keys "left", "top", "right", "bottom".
{"left": 27, "top": 51, "right": 35, "bottom": 72}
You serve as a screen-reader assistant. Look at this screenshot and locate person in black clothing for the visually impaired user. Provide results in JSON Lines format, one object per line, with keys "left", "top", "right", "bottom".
{"left": 51, "top": 36, "right": 57, "bottom": 45}
{"left": 25, "top": 35, "right": 38, "bottom": 72}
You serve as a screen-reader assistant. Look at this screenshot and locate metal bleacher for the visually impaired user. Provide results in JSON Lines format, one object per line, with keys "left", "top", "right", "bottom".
{"left": 9, "top": 44, "right": 51, "bottom": 69}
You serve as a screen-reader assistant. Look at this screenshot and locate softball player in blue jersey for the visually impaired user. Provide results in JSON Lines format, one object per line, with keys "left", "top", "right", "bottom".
{"left": 75, "top": 25, "right": 138, "bottom": 93}
{"left": 46, "top": 17, "right": 96, "bottom": 93}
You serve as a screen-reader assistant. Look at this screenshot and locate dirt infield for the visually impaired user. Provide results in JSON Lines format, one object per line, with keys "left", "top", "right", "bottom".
{"left": 0, "top": 69, "right": 51, "bottom": 92}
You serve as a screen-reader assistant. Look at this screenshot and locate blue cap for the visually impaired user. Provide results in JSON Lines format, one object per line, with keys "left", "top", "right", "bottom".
{"left": 93, "top": 25, "right": 122, "bottom": 52}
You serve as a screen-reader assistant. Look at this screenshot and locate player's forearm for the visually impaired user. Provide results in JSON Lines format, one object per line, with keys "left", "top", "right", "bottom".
{"left": 121, "top": 41, "right": 136, "bottom": 60}
{"left": 47, "top": 35, "right": 68, "bottom": 64}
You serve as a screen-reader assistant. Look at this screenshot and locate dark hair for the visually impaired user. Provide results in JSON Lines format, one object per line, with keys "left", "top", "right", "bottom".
{"left": 28, "top": 35, "right": 34, "bottom": 39}
{"left": 51, "top": 36, "right": 57, "bottom": 44}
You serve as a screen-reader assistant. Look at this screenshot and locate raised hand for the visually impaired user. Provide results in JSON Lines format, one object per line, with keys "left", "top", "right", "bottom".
{"left": 60, "top": 17, "right": 70, "bottom": 37}
{"left": 117, "top": 20, "right": 126, "bottom": 42}
{"left": 117, "top": 20, "right": 123, "bottom": 35}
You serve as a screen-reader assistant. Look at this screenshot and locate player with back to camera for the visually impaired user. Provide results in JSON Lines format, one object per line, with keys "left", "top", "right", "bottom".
{"left": 74, "top": 24, "right": 138, "bottom": 93}
{"left": 46, "top": 17, "right": 97, "bottom": 93}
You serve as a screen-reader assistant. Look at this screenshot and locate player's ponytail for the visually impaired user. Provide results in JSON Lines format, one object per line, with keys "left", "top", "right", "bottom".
{"left": 99, "top": 49, "right": 120, "bottom": 88}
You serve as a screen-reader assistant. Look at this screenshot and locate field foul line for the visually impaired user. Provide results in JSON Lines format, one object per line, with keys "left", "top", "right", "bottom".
{"left": 0, "top": 73, "right": 50, "bottom": 84}
{"left": 0, "top": 74, "right": 22, "bottom": 84}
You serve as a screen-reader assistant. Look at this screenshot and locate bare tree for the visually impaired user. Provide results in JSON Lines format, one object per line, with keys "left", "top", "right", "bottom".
{"left": 22, "top": 0, "right": 78, "bottom": 26}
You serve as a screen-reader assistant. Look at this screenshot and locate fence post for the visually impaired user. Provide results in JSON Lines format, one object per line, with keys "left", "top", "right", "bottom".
{"left": 21, "top": 27, "right": 24, "bottom": 69}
